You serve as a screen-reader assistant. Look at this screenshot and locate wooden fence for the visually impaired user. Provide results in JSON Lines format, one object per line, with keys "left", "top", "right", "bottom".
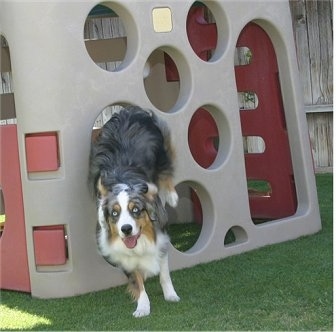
{"left": 290, "top": 0, "right": 333, "bottom": 171}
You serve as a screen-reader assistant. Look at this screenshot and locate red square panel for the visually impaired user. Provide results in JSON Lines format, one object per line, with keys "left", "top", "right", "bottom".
{"left": 25, "top": 132, "right": 59, "bottom": 172}
{"left": 33, "top": 225, "right": 67, "bottom": 266}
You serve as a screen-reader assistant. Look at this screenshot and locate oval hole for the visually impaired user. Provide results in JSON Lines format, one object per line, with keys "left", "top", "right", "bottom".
{"left": 238, "top": 91, "right": 258, "bottom": 110}
{"left": 167, "top": 183, "right": 202, "bottom": 252}
{"left": 188, "top": 108, "right": 219, "bottom": 168}
{"left": 84, "top": 4, "right": 127, "bottom": 71}
{"left": 243, "top": 136, "right": 265, "bottom": 153}
{"left": 143, "top": 49, "right": 180, "bottom": 112}
{"left": 186, "top": 2, "right": 218, "bottom": 61}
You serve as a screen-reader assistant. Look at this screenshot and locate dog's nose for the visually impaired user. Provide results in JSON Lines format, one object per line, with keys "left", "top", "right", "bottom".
{"left": 121, "top": 224, "right": 133, "bottom": 235}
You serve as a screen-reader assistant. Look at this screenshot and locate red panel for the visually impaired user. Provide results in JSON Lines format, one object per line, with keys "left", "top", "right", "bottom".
{"left": 33, "top": 226, "right": 67, "bottom": 266}
{"left": 235, "top": 23, "right": 297, "bottom": 219}
{"left": 0, "top": 125, "right": 31, "bottom": 292}
{"left": 25, "top": 132, "right": 59, "bottom": 172}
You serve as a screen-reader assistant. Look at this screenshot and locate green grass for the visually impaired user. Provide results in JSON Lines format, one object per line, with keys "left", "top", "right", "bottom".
{"left": 1, "top": 174, "right": 332, "bottom": 330}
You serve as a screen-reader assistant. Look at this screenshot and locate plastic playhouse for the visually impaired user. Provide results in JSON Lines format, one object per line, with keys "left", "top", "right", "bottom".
{"left": 0, "top": 0, "right": 321, "bottom": 298}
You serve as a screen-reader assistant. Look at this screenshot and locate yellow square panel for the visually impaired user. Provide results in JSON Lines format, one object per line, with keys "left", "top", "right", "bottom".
{"left": 152, "top": 7, "right": 172, "bottom": 32}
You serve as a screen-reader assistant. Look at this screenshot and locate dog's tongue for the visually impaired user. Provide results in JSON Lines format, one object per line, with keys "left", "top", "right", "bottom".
{"left": 123, "top": 234, "right": 139, "bottom": 249}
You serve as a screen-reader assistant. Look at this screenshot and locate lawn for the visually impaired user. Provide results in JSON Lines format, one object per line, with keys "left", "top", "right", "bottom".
{"left": 0, "top": 174, "right": 332, "bottom": 330}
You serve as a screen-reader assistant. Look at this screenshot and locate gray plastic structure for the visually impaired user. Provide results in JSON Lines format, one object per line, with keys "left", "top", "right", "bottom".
{"left": 0, "top": 0, "right": 321, "bottom": 298}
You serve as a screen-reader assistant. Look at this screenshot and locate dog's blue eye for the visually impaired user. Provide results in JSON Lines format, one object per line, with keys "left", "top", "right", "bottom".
{"left": 131, "top": 206, "right": 141, "bottom": 216}
{"left": 112, "top": 210, "right": 119, "bottom": 218}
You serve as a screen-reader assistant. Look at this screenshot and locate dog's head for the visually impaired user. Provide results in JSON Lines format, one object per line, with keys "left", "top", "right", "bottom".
{"left": 97, "top": 176, "right": 167, "bottom": 249}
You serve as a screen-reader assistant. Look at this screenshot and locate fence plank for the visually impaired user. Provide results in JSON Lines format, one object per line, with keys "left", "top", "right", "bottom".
{"left": 289, "top": 0, "right": 312, "bottom": 105}
{"left": 316, "top": 0, "right": 333, "bottom": 104}
{"left": 307, "top": 112, "right": 333, "bottom": 168}
{"left": 305, "top": 0, "right": 320, "bottom": 104}
{"left": 305, "top": 0, "right": 330, "bottom": 105}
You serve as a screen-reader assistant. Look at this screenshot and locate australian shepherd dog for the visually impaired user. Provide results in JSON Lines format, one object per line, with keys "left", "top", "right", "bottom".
{"left": 89, "top": 106, "right": 180, "bottom": 317}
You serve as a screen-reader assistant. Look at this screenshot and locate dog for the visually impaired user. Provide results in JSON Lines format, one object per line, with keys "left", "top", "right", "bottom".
{"left": 88, "top": 106, "right": 180, "bottom": 317}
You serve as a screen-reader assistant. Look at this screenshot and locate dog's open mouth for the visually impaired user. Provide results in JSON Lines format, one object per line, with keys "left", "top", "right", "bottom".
{"left": 122, "top": 233, "right": 141, "bottom": 249}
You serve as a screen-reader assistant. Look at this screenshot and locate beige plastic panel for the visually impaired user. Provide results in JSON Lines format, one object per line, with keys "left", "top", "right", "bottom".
{"left": 0, "top": 0, "right": 321, "bottom": 298}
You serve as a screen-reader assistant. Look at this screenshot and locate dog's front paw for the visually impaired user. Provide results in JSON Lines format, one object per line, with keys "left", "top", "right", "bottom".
{"left": 133, "top": 291, "right": 150, "bottom": 318}
{"left": 166, "top": 190, "right": 179, "bottom": 208}
{"left": 133, "top": 307, "right": 150, "bottom": 318}
{"left": 165, "top": 293, "right": 180, "bottom": 302}
{"left": 164, "top": 289, "right": 180, "bottom": 302}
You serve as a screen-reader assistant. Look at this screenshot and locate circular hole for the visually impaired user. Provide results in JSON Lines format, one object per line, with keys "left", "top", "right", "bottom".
{"left": 144, "top": 48, "right": 187, "bottom": 112}
{"left": 84, "top": 3, "right": 129, "bottom": 72}
{"left": 167, "top": 183, "right": 203, "bottom": 252}
{"left": 188, "top": 106, "right": 230, "bottom": 169}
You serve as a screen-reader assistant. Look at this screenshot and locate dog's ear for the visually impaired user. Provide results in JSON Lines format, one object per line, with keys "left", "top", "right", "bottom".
{"left": 97, "top": 177, "right": 108, "bottom": 198}
{"left": 146, "top": 196, "right": 168, "bottom": 229}
{"left": 145, "top": 182, "right": 158, "bottom": 201}
{"left": 133, "top": 182, "right": 158, "bottom": 201}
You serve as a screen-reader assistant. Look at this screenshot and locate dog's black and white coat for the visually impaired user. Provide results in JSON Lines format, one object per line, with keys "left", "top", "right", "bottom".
{"left": 89, "top": 106, "right": 180, "bottom": 317}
